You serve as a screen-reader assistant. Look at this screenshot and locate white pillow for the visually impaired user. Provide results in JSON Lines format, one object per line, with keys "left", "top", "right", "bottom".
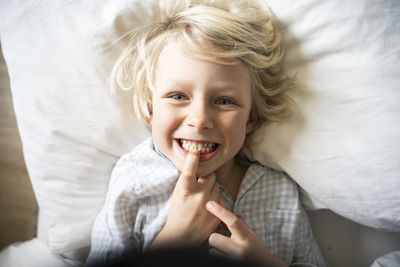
{"left": 1, "top": 0, "right": 399, "bottom": 259}
{"left": 244, "top": 0, "right": 400, "bottom": 232}
{"left": 0, "top": 0, "right": 153, "bottom": 256}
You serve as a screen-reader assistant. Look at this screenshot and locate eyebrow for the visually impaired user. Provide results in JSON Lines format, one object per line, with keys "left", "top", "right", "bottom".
{"left": 162, "top": 79, "right": 247, "bottom": 91}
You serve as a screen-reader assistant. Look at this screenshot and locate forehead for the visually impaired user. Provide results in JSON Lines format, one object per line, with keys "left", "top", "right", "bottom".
{"left": 155, "top": 43, "right": 251, "bottom": 91}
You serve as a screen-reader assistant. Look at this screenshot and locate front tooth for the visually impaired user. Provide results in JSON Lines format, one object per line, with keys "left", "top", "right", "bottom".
{"left": 190, "top": 143, "right": 197, "bottom": 152}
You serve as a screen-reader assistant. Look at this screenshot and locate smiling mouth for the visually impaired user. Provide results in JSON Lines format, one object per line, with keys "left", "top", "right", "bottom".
{"left": 178, "top": 139, "right": 219, "bottom": 154}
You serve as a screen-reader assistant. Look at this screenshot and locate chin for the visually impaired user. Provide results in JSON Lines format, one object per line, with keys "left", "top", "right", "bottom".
{"left": 195, "top": 166, "right": 216, "bottom": 178}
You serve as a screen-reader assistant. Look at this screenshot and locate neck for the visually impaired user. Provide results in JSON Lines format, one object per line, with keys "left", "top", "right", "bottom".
{"left": 215, "top": 158, "right": 248, "bottom": 201}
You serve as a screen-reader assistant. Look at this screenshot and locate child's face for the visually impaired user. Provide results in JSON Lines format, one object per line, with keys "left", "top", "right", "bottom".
{"left": 150, "top": 43, "right": 256, "bottom": 177}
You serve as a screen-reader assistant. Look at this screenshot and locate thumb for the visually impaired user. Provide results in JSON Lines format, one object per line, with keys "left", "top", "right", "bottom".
{"left": 206, "top": 201, "right": 246, "bottom": 239}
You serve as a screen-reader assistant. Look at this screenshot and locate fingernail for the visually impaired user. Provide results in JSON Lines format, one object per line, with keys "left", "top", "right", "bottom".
{"left": 206, "top": 201, "right": 215, "bottom": 211}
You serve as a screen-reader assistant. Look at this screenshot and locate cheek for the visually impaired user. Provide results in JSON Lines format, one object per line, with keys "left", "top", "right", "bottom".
{"left": 220, "top": 113, "right": 249, "bottom": 141}
{"left": 151, "top": 105, "right": 178, "bottom": 145}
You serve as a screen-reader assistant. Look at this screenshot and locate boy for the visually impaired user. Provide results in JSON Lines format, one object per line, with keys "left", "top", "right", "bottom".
{"left": 87, "top": 0, "right": 326, "bottom": 266}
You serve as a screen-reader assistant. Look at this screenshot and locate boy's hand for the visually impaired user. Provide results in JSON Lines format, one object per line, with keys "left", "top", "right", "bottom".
{"left": 150, "top": 151, "right": 222, "bottom": 249}
{"left": 206, "top": 201, "right": 289, "bottom": 267}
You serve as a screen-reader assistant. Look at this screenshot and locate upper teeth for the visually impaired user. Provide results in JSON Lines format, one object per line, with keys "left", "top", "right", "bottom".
{"left": 181, "top": 140, "right": 216, "bottom": 153}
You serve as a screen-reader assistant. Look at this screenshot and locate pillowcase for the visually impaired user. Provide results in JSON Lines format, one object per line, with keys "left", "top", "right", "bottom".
{"left": 1, "top": 0, "right": 399, "bottom": 259}
{"left": 0, "top": 0, "right": 153, "bottom": 255}
{"left": 244, "top": 0, "right": 400, "bottom": 232}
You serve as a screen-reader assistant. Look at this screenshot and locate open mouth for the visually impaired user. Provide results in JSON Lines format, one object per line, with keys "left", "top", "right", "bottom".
{"left": 178, "top": 139, "right": 219, "bottom": 154}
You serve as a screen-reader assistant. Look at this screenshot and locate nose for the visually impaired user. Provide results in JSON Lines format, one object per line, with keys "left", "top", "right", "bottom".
{"left": 186, "top": 100, "right": 213, "bottom": 131}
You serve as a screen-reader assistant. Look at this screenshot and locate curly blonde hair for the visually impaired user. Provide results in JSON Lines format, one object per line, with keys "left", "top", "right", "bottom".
{"left": 112, "top": 0, "right": 293, "bottom": 128}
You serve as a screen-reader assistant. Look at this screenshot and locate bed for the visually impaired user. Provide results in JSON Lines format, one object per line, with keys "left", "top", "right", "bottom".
{"left": 0, "top": 0, "right": 399, "bottom": 266}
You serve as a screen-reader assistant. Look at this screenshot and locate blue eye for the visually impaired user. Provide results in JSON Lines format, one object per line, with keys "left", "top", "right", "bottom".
{"left": 216, "top": 98, "right": 234, "bottom": 105}
{"left": 170, "top": 94, "right": 188, "bottom": 101}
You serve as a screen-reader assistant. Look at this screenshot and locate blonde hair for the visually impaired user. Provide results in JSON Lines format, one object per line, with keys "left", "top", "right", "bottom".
{"left": 112, "top": 0, "right": 293, "bottom": 128}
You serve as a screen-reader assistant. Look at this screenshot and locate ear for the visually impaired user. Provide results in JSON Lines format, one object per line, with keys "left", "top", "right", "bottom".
{"left": 146, "top": 115, "right": 153, "bottom": 127}
{"left": 246, "top": 109, "right": 258, "bottom": 134}
{"left": 145, "top": 102, "right": 153, "bottom": 126}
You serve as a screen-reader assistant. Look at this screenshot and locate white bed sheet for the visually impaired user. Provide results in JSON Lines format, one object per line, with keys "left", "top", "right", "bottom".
{"left": 0, "top": 238, "right": 81, "bottom": 267}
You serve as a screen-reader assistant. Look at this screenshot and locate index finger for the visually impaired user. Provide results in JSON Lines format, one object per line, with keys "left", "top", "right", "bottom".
{"left": 206, "top": 201, "right": 246, "bottom": 238}
{"left": 179, "top": 151, "right": 200, "bottom": 190}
